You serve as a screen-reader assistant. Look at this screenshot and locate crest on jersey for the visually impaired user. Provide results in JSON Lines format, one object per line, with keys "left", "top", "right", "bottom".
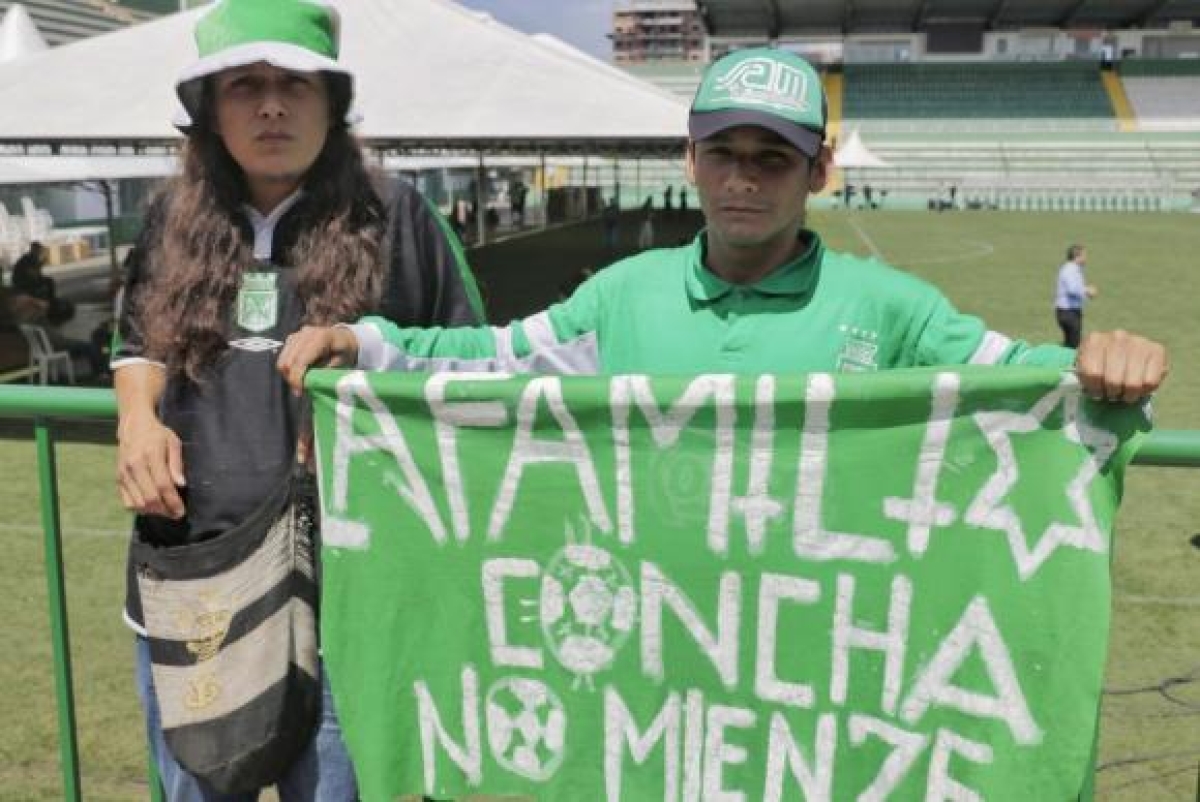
{"left": 237, "top": 271, "right": 278, "bottom": 333}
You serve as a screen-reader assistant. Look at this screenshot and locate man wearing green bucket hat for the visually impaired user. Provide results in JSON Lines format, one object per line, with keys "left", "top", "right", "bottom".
{"left": 112, "top": 0, "right": 482, "bottom": 799}
{"left": 278, "top": 46, "right": 1166, "bottom": 404}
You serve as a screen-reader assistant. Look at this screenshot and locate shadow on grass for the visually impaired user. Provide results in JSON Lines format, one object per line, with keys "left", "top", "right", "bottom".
{"left": 471, "top": 210, "right": 705, "bottom": 324}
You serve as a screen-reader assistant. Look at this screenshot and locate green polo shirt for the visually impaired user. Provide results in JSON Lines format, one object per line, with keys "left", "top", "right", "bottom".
{"left": 354, "top": 230, "right": 1074, "bottom": 375}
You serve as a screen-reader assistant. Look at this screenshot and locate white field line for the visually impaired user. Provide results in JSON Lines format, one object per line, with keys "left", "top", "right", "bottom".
{"left": 892, "top": 238, "right": 997, "bottom": 267}
{"left": 847, "top": 213, "right": 884, "bottom": 260}
{"left": 844, "top": 217, "right": 997, "bottom": 268}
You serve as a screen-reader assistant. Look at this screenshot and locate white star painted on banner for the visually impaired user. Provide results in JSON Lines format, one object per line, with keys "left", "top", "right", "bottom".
{"left": 964, "top": 376, "right": 1119, "bottom": 581}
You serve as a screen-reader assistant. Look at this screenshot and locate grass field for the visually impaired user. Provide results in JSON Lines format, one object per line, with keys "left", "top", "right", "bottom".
{"left": 2, "top": 210, "right": 1199, "bottom": 800}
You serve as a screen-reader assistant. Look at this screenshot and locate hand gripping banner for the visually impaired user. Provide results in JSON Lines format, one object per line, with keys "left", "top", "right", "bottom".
{"left": 307, "top": 367, "right": 1148, "bottom": 801}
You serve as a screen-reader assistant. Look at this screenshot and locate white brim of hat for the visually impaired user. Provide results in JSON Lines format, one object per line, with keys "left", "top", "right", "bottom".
{"left": 175, "top": 40, "right": 354, "bottom": 128}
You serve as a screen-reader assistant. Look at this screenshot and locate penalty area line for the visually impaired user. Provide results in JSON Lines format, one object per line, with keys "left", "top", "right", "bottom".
{"left": 892, "top": 238, "right": 997, "bottom": 267}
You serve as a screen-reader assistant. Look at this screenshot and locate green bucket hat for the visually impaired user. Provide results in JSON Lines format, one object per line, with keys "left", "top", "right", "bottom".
{"left": 689, "top": 47, "right": 827, "bottom": 157}
{"left": 174, "top": 0, "right": 353, "bottom": 128}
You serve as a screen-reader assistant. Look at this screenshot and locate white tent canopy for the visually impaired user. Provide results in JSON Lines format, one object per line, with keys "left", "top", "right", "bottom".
{"left": 530, "top": 33, "right": 682, "bottom": 99}
{"left": 0, "top": 0, "right": 688, "bottom": 153}
{"left": 0, "top": 4, "right": 46, "bottom": 63}
{"left": 834, "top": 129, "right": 889, "bottom": 169}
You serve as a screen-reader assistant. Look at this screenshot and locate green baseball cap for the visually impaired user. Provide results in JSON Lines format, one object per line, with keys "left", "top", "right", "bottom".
{"left": 174, "top": 0, "right": 353, "bottom": 128}
{"left": 689, "top": 47, "right": 827, "bottom": 157}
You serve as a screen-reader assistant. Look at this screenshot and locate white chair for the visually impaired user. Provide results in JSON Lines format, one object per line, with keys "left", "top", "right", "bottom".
{"left": 0, "top": 201, "right": 28, "bottom": 264}
{"left": 20, "top": 196, "right": 52, "bottom": 242}
{"left": 18, "top": 324, "right": 74, "bottom": 385}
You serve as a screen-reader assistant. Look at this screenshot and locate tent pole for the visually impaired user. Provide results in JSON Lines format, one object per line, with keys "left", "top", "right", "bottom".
{"left": 636, "top": 157, "right": 642, "bottom": 211}
{"left": 101, "top": 180, "right": 119, "bottom": 298}
{"left": 475, "top": 150, "right": 485, "bottom": 246}
{"left": 540, "top": 152, "right": 548, "bottom": 230}
{"left": 612, "top": 156, "right": 620, "bottom": 209}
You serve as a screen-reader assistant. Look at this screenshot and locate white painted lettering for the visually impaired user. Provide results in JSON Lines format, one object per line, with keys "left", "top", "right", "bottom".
{"left": 641, "top": 562, "right": 742, "bottom": 689}
{"left": 702, "top": 703, "right": 755, "bottom": 802}
{"left": 682, "top": 689, "right": 704, "bottom": 802}
{"left": 730, "top": 375, "right": 785, "bottom": 555}
{"left": 330, "top": 372, "right": 446, "bottom": 548}
{"left": 481, "top": 558, "right": 542, "bottom": 669}
{"left": 901, "top": 596, "right": 1041, "bottom": 745}
{"left": 426, "top": 373, "right": 510, "bottom": 542}
{"left": 883, "top": 372, "right": 960, "bottom": 556}
{"left": 604, "top": 688, "right": 681, "bottom": 802}
{"left": 489, "top": 377, "right": 611, "bottom": 541}
{"left": 925, "top": 729, "right": 992, "bottom": 801}
{"left": 754, "top": 572, "right": 820, "bottom": 708}
{"left": 414, "top": 664, "right": 482, "bottom": 790}
{"left": 831, "top": 574, "right": 911, "bottom": 716}
{"left": 611, "top": 375, "right": 736, "bottom": 551}
{"left": 793, "top": 374, "right": 896, "bottom": 563}
{"left": 848, "top": 714, "right": 928, "bottom": 801}
{"left": 762, "top": 712, "right": 836, "bottom": 802}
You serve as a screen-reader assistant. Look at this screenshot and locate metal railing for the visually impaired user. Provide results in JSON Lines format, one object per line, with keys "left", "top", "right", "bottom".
{"left": 3, "top": 384, "right": 1198, "bottom": 800}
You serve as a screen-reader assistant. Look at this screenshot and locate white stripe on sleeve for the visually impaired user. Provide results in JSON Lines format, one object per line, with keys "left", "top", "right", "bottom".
{"left": 523, "top": 311, "right": 561, "bottom": 352}
{"left": 494, "top": 325, "right": 516, "bottom": 367}
{"left": 968, "top": 331, "right": 1013, "bottom": 365}
{"left": 350, "top": 322, "right": 401, "bottom": 370}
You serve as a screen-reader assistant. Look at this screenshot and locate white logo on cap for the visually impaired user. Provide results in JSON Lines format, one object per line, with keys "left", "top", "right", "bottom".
{"left": 716, "top": 57, "right": 810, "bottom": 113}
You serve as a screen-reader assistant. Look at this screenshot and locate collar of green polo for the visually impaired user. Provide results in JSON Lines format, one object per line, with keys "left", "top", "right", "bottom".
{"left": 686, "top": 229, "right": 823, "bottom": 303}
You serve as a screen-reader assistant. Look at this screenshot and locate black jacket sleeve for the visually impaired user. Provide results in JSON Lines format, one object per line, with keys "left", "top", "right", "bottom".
{"left": 111, "top": 196, "right": 167, "bottom": 365}
{"left": 378, "top": 178, "right": 484, "bottom": 327}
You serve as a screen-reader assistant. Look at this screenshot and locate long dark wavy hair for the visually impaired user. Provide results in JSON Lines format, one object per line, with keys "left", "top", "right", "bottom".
{"left": 136, "top": 74, "right": 386, "bottom": 382}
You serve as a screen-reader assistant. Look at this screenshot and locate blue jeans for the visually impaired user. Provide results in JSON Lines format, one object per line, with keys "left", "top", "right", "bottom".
{"left": 135, "top": 637, "right": 358, "bottom": 802}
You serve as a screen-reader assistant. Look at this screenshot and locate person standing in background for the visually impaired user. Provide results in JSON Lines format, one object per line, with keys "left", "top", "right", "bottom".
{"left": 1055, "top": 243, "right": 1097, "bottom": 348}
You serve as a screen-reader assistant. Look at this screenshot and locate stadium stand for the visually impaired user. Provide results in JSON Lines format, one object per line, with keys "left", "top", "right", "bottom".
{"left": 843, "top": 62, "right": 1116, "bottom": 131}
{"left": 671, "top": 1, "right": 1200, "bottom": 212}
{"left": 833, "top": 134, "right": 1200, "bottom": 211}
{"left": 1120, "top": 59, "right": 1200, "bottom": 77}
{"left": 1119, "top": 59, "right": 1200, "bottom": 131}
{"left": 0, "top": 0, "right": 158, "bottom": 47}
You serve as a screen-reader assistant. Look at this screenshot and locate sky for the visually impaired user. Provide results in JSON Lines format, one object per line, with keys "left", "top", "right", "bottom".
{"left": 455, "top": 0, "right": 613, "bottom": 61}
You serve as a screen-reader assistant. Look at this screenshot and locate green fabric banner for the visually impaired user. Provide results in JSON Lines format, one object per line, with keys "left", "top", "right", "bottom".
{"left": 308, "top": 367, "right": 1147, "bottom": 801}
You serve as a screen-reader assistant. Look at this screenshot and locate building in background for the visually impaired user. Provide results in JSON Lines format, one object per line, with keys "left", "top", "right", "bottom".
{"left": 612, "top": 0, "right": 706, "bottom": 64}
{"left": 613, "top": 0, "right": 707, "bottom": 100}
{"left": 0, "top": 0, "right": 160, "bottom": 47}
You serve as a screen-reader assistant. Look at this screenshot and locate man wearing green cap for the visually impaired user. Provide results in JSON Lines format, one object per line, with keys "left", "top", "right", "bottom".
{"left": 278, "top": 46, "right": 1166, "bottom": 403}
{"left": 112, "top": 0, "right": 481, "bottom": 799}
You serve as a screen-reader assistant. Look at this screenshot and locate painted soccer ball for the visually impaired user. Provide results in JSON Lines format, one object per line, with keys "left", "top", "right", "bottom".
{"left": 485, "top": 677, "right": 566, "bottom": 781}
{"left": 540, "top": 543, "right": 637, "bottom": 677}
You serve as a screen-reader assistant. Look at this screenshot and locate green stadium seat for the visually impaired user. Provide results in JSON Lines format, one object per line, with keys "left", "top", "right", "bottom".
{"left": 843, "top": 62, "right": 1114, "bottom": 122}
